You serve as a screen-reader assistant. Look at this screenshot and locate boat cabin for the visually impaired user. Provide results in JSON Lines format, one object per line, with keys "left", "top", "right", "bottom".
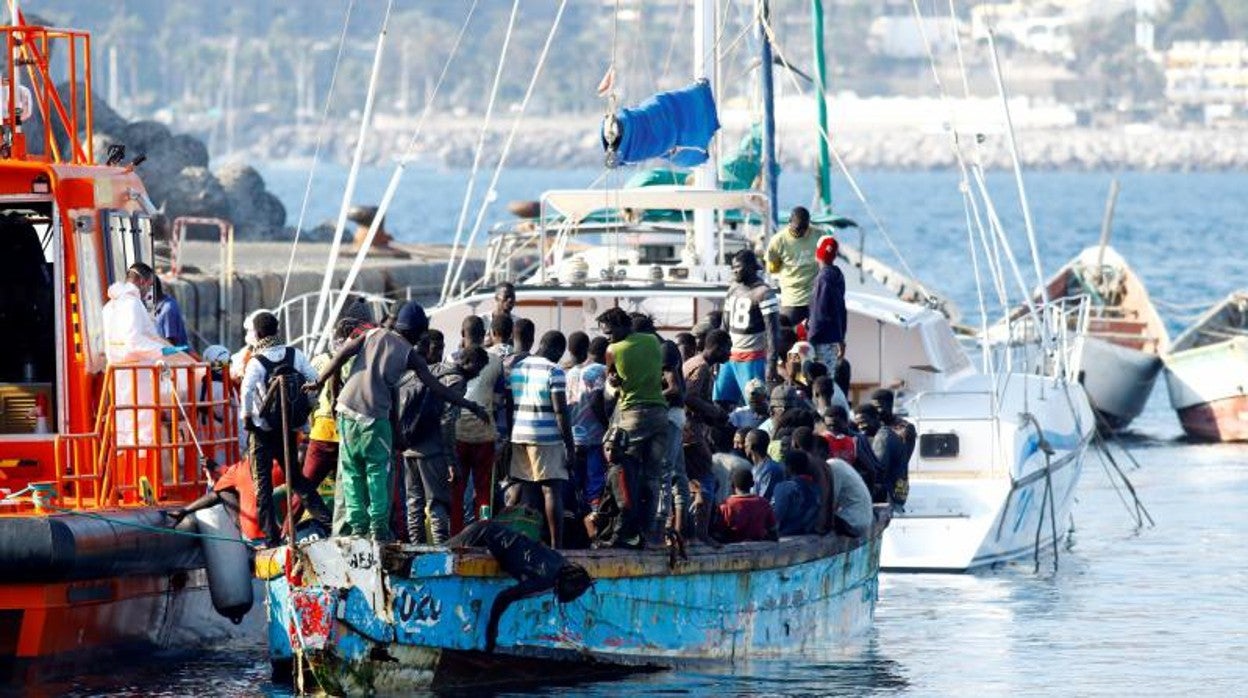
{"left": 0, "top": 21, "right": 236, "bottom": 514}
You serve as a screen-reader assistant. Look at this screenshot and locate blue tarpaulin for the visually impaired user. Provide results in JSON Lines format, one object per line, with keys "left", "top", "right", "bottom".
{"left": 604, "top": 80, "right": 720, "bottom": 167}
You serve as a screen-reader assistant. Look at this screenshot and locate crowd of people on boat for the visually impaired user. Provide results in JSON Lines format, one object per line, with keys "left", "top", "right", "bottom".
{"left": 108, "top": 206, "right": 913, "bottom": 551}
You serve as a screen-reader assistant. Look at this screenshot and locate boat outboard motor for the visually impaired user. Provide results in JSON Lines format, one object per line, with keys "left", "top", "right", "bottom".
{"left": 192, "top": 504, "right": 254, "bottom": 623}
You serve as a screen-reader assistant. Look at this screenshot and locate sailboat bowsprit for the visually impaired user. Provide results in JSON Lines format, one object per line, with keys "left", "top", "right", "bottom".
{"left": 263, "top": 511, "right": 889, "bottom": 693}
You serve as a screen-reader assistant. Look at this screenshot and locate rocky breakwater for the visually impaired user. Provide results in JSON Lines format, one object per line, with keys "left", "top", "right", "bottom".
{"left": 242, "top": 114, "right": 1248, "bottom": 172}
{"left": 55, "top": 83, "right": 289, "bottom": 240}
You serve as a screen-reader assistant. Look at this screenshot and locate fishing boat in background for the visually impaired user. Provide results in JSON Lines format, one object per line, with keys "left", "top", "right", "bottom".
{"left": 990, "top": 244, "right": 1169, "bottom": 432}
{"left": 1163, "top": 291, "right": 1248, "bottom": 442}
{"left": 0, "top": 15, "right": 257, "bottom": 678}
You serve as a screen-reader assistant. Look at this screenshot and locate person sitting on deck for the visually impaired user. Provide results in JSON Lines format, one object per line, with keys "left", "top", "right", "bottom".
{"left": 585, "top": 426, "right": 643, "bottom": 549}
{"left": 728, "top": 378, "right": 769, "bottom": 430}
{"left": 743, "top": 428, "right": 785, "bottom": 502}
{"left": 716, "top": 467, "right": 778, "bottom": 543}
{"left": 825, "top": 456, "right": 874, "bottom": 539}
{"left": 771, "top": 450, "right": 822, "bottom": 536}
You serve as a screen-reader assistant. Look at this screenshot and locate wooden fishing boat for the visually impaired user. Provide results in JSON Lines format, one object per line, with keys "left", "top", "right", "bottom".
{"left": 0, "top": 15, "right": 257, "bottom": 678}
{"left": 991, "top": 245, "right": 1169, "bottom": 431}
{"left": 1163, "top": 291, "right": 1248, "bottom": 442}
{"left": 261, "top": 511, "right": 889, "bottom": 693}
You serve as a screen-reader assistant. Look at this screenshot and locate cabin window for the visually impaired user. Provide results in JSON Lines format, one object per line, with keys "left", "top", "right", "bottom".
{"left": 920, "top": 433, "right": 960, "bottom": 459}
{"left": 74, "top": 217, "right": 106, "bottom": 374}
{"left": 102, "top": 210, "right": 152, "bottom": 284}
{"left": 0, "top": 203, "right": 57, "bottom": 434}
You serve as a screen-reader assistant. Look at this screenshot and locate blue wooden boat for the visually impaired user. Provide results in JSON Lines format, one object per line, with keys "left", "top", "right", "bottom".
{"left": 260, "top": 510, "right": 889, "bottom": 693}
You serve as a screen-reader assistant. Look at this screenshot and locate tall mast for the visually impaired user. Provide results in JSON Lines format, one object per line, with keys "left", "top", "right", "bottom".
{"left": 811, "top": 0, "right": 832, "bottom": 214}
{"left": 757, "top": 0, "right": 779, "bottom": 228}
{"left": 693, "top": 0, "right": 717, "bottom": 279}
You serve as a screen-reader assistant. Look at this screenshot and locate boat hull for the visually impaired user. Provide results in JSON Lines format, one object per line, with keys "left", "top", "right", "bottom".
{"left": 265, "top": 523, "right": 886, "bottom": 693}
{"left": 1, "top": 569, "right": 264, "bottom": 680}
{"left": 1073, "top": 335, "right": 1163, "bottom": 431}
{"left": 1165, "top": 337, "right": 1248, "bottom": 442}
{"left": 881, "top": 376, "right": 1094, "bottom": 572}
{"left": 0, "top": 510, "right": 262, "bottom": 677}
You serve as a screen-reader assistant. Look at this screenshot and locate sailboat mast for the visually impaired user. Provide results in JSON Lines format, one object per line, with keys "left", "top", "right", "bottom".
{"left": 811, "top": 0, "right": 832, "bottom": 214}
{"left": 693, "top": 0, "right": 718, "bottom": 279}
{"left": 757, "top": 0, "right": 780, "bottom": 228}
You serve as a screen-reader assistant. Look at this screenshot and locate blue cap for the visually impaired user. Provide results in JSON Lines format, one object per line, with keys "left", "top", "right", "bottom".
{"left": 393, "top": 302, "right": 428, "bottom": 335}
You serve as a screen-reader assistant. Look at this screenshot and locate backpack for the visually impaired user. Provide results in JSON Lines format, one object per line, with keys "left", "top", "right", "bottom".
{"left": 256, "top": 348, "right": 312, "bottom": 430}
{"left": 397, "top": 365, "right": 463, "bottom": 452}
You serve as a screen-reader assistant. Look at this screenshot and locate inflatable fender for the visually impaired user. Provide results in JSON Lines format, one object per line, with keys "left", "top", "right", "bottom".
{"left": 192, "top": 504, "right": 254, "bottom": 624}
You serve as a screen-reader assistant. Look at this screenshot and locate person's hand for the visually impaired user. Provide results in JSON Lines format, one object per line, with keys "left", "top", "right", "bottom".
{"left": 303, "top": 380, "right": 322, "bottom": 394}
{"left": 447, "top": 466, "right": 456, "bottom": 485}
{"left": 766, "top": 365, "right": 781, "bottom": 384}
{"left": 835, "top": 343, "right": 846, "bottom": 360}
{"left": 243, "top": 417, "right": 258, "bottom": 433}
{"left": 470, "top": 404, "right": 490, "bottom": 423}
{"left": 167, "top": 508, "right": 188, "bottom": 523}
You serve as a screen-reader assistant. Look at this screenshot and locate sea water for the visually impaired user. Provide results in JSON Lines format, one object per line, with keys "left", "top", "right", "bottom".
{"left": 28, "top": 168, "right": 1248, "bottom": 696}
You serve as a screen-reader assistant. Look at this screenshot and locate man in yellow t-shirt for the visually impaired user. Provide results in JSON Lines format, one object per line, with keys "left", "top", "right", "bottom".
{"left": 765, "top": 206, "right": 821, "bottom": 327}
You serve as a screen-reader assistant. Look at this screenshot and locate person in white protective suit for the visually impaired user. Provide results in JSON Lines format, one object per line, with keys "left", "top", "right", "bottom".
{"left": 101, "top": 265, "right": 187, "bottom": 446}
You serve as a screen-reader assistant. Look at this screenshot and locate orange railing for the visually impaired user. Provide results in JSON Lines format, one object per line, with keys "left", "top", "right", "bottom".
{"left": 55, "top": 362, "right": 240, "bottom": 509}
{"left": 1, "top": 22, "right": 93, "bottom": 163}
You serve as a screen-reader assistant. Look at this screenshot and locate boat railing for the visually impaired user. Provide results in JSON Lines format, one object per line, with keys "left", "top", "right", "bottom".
{"left": 277, "top": 290, "right": 396, "bottom": 355}
{"left": 995, "top": 294, "right": 1090, "bottom": 379}
{"left": 0, "top": 22, "right": 95, "bottom": 164}
{"left": 53, "top": 362, "right": 240, "bottom": 510}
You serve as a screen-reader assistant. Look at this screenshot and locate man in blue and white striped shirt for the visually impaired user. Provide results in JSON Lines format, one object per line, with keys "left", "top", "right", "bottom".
{"left": 507, "top": 330, "right": 573, "bottom": 548}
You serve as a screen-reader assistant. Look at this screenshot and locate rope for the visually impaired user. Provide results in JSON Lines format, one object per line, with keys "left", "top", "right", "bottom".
{"left": 309, "top": 0, "right": 395, "bottom": 345}
{"left": 446, "top": 0, "right": 570, "bottom": 300}
{"left": 441, "top": 0, "right": 522, "bottom": 305}
{"left": 278, "top": 0, "right": 356, "bottom": 307}
{"left": 757, "top": 13, "right": 936, "bottom": 305}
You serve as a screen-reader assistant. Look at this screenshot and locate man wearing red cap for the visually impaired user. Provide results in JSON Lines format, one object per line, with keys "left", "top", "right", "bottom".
{"left": 809, "top": 235, "right": 848, "bottom": 369}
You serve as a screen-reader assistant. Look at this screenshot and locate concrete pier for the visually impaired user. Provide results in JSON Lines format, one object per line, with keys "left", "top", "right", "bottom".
{"left": 162, "top": 241, "right": 483, "bottom": 349}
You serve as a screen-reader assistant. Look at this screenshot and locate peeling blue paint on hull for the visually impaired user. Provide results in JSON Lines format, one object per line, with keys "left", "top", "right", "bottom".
{"left": 266, "top": 519, "right": 887, "bottom": 694}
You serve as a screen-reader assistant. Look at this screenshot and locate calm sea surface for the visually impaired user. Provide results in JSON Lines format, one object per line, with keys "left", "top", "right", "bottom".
{"left": 35, "top": 167, "right": 1248, "bottom": 696}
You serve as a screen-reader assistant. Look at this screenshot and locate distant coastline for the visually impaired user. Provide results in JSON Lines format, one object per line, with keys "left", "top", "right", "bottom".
{"left": 235, "top": 116, "right": 1248, "bottom": 172}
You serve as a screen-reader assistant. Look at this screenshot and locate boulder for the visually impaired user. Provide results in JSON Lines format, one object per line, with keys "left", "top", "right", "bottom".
{"left": 163, "top": 166, "right": 231, "bottom": 225}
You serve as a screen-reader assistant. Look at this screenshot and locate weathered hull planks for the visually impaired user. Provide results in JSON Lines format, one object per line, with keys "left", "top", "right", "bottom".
{"left": 266, "top": 524, "right": 886, "bottom": 693}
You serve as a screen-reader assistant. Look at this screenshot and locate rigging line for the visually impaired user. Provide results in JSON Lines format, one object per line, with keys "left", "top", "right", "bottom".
{"left": 279, "top": 0, "right": 356, "bottom": 307}
{"left": 440, "top": 0, "right": 522, "bottom": 305}
{"left": 446, "top": 0, "right": 570, "bottom": 299}
{"left": 309, "top": 0, "right": 394, "bottom": 343}
{"left": 312, "top": 0, "right": 480, "bottom": 354}
{"left": 986, "top": 27, "right": 1049, "bottom": 307}
{"left": 905, "top": 0, "right": 1005, "bottom": 375}
{"left": 659, "top": 0, "right": 689, "bottom": 81}
{"left": 757, "top": 13, "right": 936, "bottom": 305}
